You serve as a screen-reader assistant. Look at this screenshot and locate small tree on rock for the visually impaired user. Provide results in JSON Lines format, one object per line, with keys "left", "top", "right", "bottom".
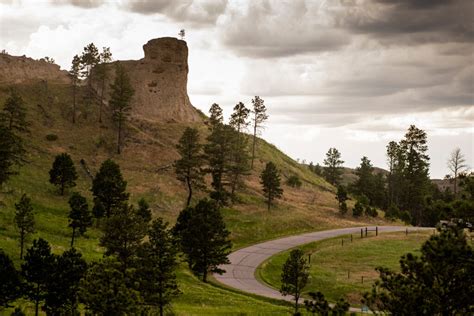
{"left": 68, "top": 192, "right": 92, "bottom": 248}
{"left": 280, "top": 249, "right": 309, "bottom": 315}
{"left": 14, "top": 194, "right": 35, "bottom": 259}
{"left": 260, "top": 162, "right": 283, "bottom": 211}
{"left": 49, "top": 153, "right": 78, "bottom": 195}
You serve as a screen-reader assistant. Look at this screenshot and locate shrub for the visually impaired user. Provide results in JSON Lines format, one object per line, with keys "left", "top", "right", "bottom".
{"left": 45, "top": 134, "right": 58, "bottom": 141}
{"left": 287, "top": 175, "right": 302, "bottom": 188}
{"left": 339, "top": 201, "right": 348, "bottom": 215}
{"left": 353, "top": 202, "right": 363, "bottom": 217}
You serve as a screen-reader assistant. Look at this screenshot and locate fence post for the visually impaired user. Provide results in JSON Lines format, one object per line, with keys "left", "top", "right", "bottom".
{"left": 351, "top": 234, "right": 353, "bottom": 242}
{"left": 365, "top": 227, "right": 368, "bottom": 237}
{"left": 376, "top": 226, "right": 378, "bottom": 236}
{"left": 406, "top": 228, "right": 408, "bottom": 236}
{"left": 308, "top": 253, "right": 311, "bottom": 264}
{"left": 361, "top": 276, "right": 364, "bottom": 284}
{"left": 361, "top": 228, "right": 363, "bottom": 238}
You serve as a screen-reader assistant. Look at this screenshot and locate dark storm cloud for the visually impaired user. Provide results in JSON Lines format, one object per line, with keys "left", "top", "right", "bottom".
{"left": 221, "top": 0, "right": 350, "bottom": 58}
{"left": 51, "top": 0, "right": 104, "bottom": 9}
{"left": 126, "top": 0, "right": 227, "bottom": 25}
{"left": 339, "top": 0, "right": 474, "bottom": 44}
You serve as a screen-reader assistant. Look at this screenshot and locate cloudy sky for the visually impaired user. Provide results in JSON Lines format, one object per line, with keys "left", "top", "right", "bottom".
{"left": 1, "top": 0, "right": 473, "bottom": 178}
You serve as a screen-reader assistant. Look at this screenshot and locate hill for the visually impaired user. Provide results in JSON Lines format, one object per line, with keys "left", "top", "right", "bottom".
{"left": 0, "top": 38, "right": 393, "bottom": 314}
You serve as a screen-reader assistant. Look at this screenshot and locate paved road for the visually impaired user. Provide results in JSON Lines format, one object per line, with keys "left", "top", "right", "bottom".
{"left": 214, "top": 226, "right": 432, "bottom": 306}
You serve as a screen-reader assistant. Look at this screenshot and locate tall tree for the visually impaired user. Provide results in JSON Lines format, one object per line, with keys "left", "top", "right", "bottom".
{"left": 21, "top": 238, "right": 55, "bottom": 316}
{"left": 69, "top": 54, "right": 81, "bottom": 124}
{"left": 204, "top": 104, "right": 233, "bottom": 205}
{"left": 280, "top": 249, "right": 309, "bottom": 315}
{"left": 354, "top": 156, "right": 375, "bottom": 203}
{"left": 0, "top": 126, "right": 25, "bottom": 186}
{"left": 80, "top": 43, "right": 100, "bottom": 107}
{"left": 336, "top": 185, "right": 348, "bottom": 214}
{"left": 79, "top": 258, "right": 143, "bottom": 315}
{"left": 96, "top": 47, "right": 112, "bottom": 123}
{"left": 260, "top": 162, "right": 283, "bottom": 211}
{"left": 0, "top": 89, "right": 29, "bottom": 133}
{"left": 136, "top": 218, "right": 180, "bottom": 316}
{"left": 250, "top": 96, "right": 268, "bottom": 169}
{"left": 68, "top": 192, "right": 92, "bottom": 248}
{"left": 323, "top": 148, "right": 344, "bottom": 185}
{"left": 400, "top": 125, "right": 430, "bottom": 224}
{"left": 109, "top": 63, "right": 134, "bottom": 154}
{"left": 91, "top": 159, "right": 129, "bottom": 219}
{"left": 363, "top": 227, "right": 474, "bottom": 315}
{"left": 228, "top": 102, "right": 251, "bottom": 200}
{"left": 173, "top": 199, "right": 231, "bottom": 282}
{"left": 0, "top": 250, "right": 21, "bottom": 308}
{"left": 174, "top": 127, "right": 205, "bottom": 206}
{"left": 44, "top": 248, "right": 87, "bottom": 315}
{"left": 100, "top": 204, "right": 147, "bottom": 268}
{"left": 14, "top": 194, "right": 35, "bottom": 259}
{"left": 49, "top": 153, "right": 78, "bottom": 195}
{"left": 447, "top": 148, "right": 468, "bottom": 197}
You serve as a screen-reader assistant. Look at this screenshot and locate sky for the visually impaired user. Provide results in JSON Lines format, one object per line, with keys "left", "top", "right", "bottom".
{"left": 1, "top": 0, "right": 473, "bottom": 178}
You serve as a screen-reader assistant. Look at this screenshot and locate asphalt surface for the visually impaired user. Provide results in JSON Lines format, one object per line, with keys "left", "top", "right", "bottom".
{"left": 214, "top": 225, "right": 432, "bottom": 309}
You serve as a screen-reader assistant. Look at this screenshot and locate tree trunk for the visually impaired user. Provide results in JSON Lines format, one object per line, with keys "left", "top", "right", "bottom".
{"left": 20, "top": 230, "right": 24, "bottom": 259}
{"left": 117, "top": 118, "right": 122, "bottom": 155}
{"left": 186, "top": 178, "right": 193, "bottom": 207}
{"left": 61, "top": 182, "right": 65, "bottom": 195}
{"left": 267, "top": 196, "right": 271, "bottom": 211}
{"left": 251, "top": 124, "right": 257, "bottom": 169}
{"left": 72, "top": 83, "right": 76, "bottom": 124}
{"left": 454, "top": 170, "right": 458, "bottom": 197}
{"left": 203, "top": 271, "right": 207, "bottom": 283}
{"left": 71, "top": 227, "right": 75, "bottom": 248}
{"left": 99, "top": 78, "right": 105, "bottom": 123}
{"left": 35, "top": 284, "right": 40, "bottom": 316}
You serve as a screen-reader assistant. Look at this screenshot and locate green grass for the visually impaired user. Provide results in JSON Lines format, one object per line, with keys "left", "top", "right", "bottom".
{"left": 258, "top": 231, "right": 433, "bottom": 306}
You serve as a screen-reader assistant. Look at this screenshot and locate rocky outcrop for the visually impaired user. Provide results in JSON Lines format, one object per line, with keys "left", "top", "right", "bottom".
{"left": 0, "top": 54, "right": 69, "bottom": 84}
{"left": 98, "top": 37, "right": 201, "bottom": 123}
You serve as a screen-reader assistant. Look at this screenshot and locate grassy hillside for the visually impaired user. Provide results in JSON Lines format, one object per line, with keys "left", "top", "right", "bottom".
{"left": 0, "top": 81, "right": 393, "bottom": 314}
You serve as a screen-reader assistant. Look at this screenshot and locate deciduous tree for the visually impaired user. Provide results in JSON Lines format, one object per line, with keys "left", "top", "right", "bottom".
{"left": 447, "top": 147, "right": 469, "bottom": 197}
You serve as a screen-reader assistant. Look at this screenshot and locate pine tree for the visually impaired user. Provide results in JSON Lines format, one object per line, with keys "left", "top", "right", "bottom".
{"left": 69, "top": 54, "right": 81, "bottom": 124}
{"left": 250, "top": 96, "right": 268, "bottom": 169}
{"left": 80, "top": 43, "right": 100, "bottom": 107}
{"left": 336, "top": 185, "right": 348, "bottom": 214}
{"left": 175, "top": 127, "right": 205, "bottom": 206}
{"left": 100, "top": 204, "right": 147, "bottom": 268}
{"left": 21, "top": 238, "right": 55, "bottom": 316}
{"left": 44, "top": 248, "right": 87, "bottom": 315}
{"left": 0, "top": 89, "right": 29, "bottom": 133}
{"left": 79, "top": 258, "right": 143, "bottom": 315}
{"left": 91, "top": 159, "right": 129, "bottom": 219}
{"left": 228, "top": 102, "right": 251, "bottom": 201}
{"left": 0, "top": 249, "right": 21, "bottom": 308}
{"left": 110, "top": 63, "right": 134, "bottom": 154}
{"left": 14, "top": 194, "right": 35, "bottom": 259}
{"left": 280, "top": 249, "right": 309, "bottom": 315}
{"left": 304, "top": 292, "right": 330, "bottom": 316}
{"left": 352, "top": 201, "right": 364, "bottom": 217}
{"left": 260, "top": 162, "right": 283, "bottom": 211}
{"left": 174, "top": 199, "right": 232, "bottom": 282}
{"left": 136, "top": 218, "right": 180, "bottom": 316}
{"left": 136, "top": 198, "right": 152, "bottom": 223}
{"left": 323, "top": 148, "right": 344, "bottom": 185}
{"left": 49, "top": 153, "right": 78, "bottom": 195}
{"left": 96, "top": 47, "right": 112, "bottom": 123}
{"left": 68, "top": 192, "right": 92, "bottom": 248}
{"left": 355, "top": 156, "right": 375, "bottom": 203}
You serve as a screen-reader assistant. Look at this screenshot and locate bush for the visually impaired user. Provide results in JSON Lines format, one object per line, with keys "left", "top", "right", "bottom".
{"left": 385, "top": 204, "right": 400, "bottom": 220}
{"left": 286, "top": 175, "right": 302, "bottom": 188}
{"left": 45, "top": 134, "right": 58, "bottom": 141}
{"left": 339, "top": 201, "right": 348, "bottom": 215}
{"left": 353, "top": 202, "right": 363, "bottom": 217}
{"left": 365, "top": 206, "right": 378, "bottom": 217}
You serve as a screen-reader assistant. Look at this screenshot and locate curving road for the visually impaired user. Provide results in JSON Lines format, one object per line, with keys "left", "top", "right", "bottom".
{"left": 214, "top": 226, "right": 432, "bottom": 305}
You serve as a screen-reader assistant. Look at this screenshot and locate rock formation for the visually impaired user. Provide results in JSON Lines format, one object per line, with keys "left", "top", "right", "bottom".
{"left": 0, "top": 54, "right": 69, "bottom": 84}
{"left": 98, "top": 37, "right": 201, "bottom": 123}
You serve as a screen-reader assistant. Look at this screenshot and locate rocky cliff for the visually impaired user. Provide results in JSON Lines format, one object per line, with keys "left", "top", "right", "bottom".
{"left": 0, "top": 54, "right": 69, "bottom": 84}
{"left": 98, "top": 37, "right": 201, "bottom": 123}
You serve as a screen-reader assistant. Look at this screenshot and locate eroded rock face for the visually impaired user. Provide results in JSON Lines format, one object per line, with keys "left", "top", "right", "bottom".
{"left": 99, "top": 37, "right": 201, "bottom": 123}
{"left": 0, "top": 54, "right": 69, "bottom": 84}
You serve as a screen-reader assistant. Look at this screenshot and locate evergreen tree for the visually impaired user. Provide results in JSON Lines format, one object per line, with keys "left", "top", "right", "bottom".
{"left": 136, "top": 198, "right": 152, "bottom": 223}
{"left": 363, "top": 227, "right": 474, "bottom": 314}
{"left": 352, "top": 201, "right": 363, "bottom": 217}
{"left": 304, "top": 292, "right": 330, "bottom": 316}
{"left": 0, "top": 89, "right": 29, "bottom": 133}
{"left": 355, "top": 156, "right": 375, "bottom": 202}
{"left": 280, "top": 249, "right": 309, "bottom": 315}
{"left": 80, "top": 43, "right": 100, "bottom": 107}
{"left": 323, "top": 148, "right": 344, "bottom": 185}
{"left": 250, "top": 96, "right": 268, "bottom": 169}
{"left": 331, "top": 298, "right": 350, "bottom": 315}
{"left": 100, "top": 205, "right": 147, "bottom": 268}
{"left": 21, "top": 238, "right": 55, "bottom": 316}
{"left": 91, "top": 159, "right": 129, "bottom": 219}
{"left": 44, "top": 248, "right": 87, "bottom": 315}
{"left": 208, "top": 102, "right": 223, "bottom": 127}
{"left": 174, "top": 127, "right": 205, "bottom": 206}
{"left": 96, "top": 47, "right": 112, "bottom": 123}
{"left": 0, "top": 249, "right": 21, "bottom": 308}
{"left": 49, "top": 153, "right": 78, "bottom": 195}
{"left": 136, "top": 218, "right": 180, "bottom": 316}
{"left": 400, "top": 125, "right": 430, "bottom": 224}
{"left": 69, "top": 54, "right": 81, "bottom": 124}
{"left": 68, "top": 192, "right": 92, "bottom": 248}
{"left": 110, "top": 63, "right": 134, "bottom": 154}
{"left": 14, "top": 194, "right": 35, "bottom": 259}
{"left": 260, "top": 162, "right": 283, "bottom": 211}
{"left": 79, "top": 258, "right": 143, "bottom": 315}
{"left": 335, "top": 185, "right": 348, "bottom": 214}
{"left": 228, "top": 102, "right": 251, "bottom": 200}
{"left": 174, "top": 199, "right": 231, "bottom": 282}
